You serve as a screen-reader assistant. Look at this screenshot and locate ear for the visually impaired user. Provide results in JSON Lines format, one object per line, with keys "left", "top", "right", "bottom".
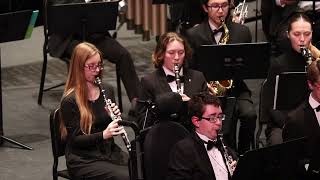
{"left": 286, "top": 31, "right": 290, "bottom": 39}
{"left": 202, "top": 4, "right": 208, "bottom": 13}
{"left": 308, "top": 80, "right": 314, "bottom": 91}
{"left": 191, "top": 116, "right": 200, "bottom": 128}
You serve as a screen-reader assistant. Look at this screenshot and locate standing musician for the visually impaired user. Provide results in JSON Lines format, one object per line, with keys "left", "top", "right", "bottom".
{"left": 264, "top": 12, "right": 320, "bottom": 146}
{"left": 185, "top": 0, "right": 256, "bottom": 154}
{"left": 135, "top": 32, "right": 208, "bottom": 129}
{"left": 48, "top": 0, "right": 140, "bottom": 103}
{"left": 282, "top": 60, "right": 320, "bottom": 179}
{"left": 167, "top": 92, "right": 237, "bottom": 180}
{"left": 59, "top": 42, "right": 129, "bottom": 180}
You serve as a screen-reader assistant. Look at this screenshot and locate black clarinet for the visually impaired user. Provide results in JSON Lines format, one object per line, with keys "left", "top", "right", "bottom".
{"left": 95, "top": 77, "right": 131, "bottom": 152}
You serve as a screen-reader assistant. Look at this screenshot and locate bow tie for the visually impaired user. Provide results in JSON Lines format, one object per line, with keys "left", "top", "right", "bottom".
{"left": 166, "top": 75, "right": 185, "bottom": 83}
{"left": 315, "top": 105, "right": 320, "bottom": 112}
{"left": 203, "top": 140, "right": 218, "bottom": 150}
{"left": 212, "top": 27, "right": 224, "bottom": 36}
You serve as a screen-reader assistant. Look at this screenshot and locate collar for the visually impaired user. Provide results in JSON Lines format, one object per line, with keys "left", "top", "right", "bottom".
{"left": 196, "top": 132, "right": 216, "bottom": 143}
{"left": 309, "top": 93, "right": 320, "bottom": 110}
{"left": 208, "top": 20, "right": 220, "bottom": 33}
{"left": 162, "top": 66, "right": 184, "bottom": 77}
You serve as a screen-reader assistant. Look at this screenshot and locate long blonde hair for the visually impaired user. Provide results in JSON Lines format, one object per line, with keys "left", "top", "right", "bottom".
{"left": 60, "top": 42, "right": 103, "bottom": 139}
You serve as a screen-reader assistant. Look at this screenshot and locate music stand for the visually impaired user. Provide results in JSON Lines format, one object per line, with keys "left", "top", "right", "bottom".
{"left": 197, "top": 42, "right": 271, "bottom": 81}
{"left": 232, "top": 137, "right": 307, "bottom": 180}
{"left": 48, "top": 1, "right": 118, "bottom": 40}
{"left": 273, "top": 72, "right": 309, "bottom": 111}
{"left": 0, "top": 10, "right": 38, "bottom": 150}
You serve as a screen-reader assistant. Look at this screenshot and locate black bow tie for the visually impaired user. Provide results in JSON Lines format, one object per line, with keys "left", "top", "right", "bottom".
{"left": 315, "top": 105, "right": 320, "bottom": 112}
{"left": 204, "top": 140, "right": 218, "bottom": 150}
{"left": 166, "top": 75, "right": 185, "bottom": 83}
{"left": 212, "top": 27, "right": 224, "bottom": 36}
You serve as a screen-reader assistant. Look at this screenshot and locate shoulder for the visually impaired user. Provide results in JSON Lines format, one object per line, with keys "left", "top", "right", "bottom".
{"left": 186, "top": 21, "right": 209, "bottom": 37}
{"left": 185, "top": 69, "right": 205, "bottom": 78}
{"left": 141, "top": 70, "right": 160, "bottom": 83}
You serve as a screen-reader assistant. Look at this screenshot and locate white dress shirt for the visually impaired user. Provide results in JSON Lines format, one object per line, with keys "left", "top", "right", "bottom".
{"left": 196, "top": 132, "right": 229, "bottom": 180}
{"left": 276, "top": 0, "right": 320, "bottom": 11}
{"left": 308, "top": 93, "right": 320, "bottom": 126}
{"left": 208, "top": 21, "right": 223, "bottom": 44}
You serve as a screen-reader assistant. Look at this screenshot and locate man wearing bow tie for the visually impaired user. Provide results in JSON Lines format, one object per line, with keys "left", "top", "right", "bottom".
{"left": 135, "top": 32, "right": 208, "bottom": 129}
{"left": 185, "top": 0, "right": 256, "bottom": 155}
{"left": 283, "top": 60, "right": 320, "bottom": 179}
{"left": 167, "top": 92, "right": 237, "bottom": 180}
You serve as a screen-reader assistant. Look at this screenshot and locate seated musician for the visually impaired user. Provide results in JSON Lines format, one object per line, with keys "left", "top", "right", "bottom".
{"left": 59, "top": 42, "right": 129, "bottom": 180}
{"left": 167, "top": 92, "right": 237, "bottom": 180}
{"left": 185, "top": 0, "right": 256, "bottom": 154}
{"left": 47, "top": 0, "right": 140, "bottom": 103}
{"left": 264, "top": 12, "right": 320, "bottom": 146}
{"left": 283, "top": 60, "right": 320, "bottom": 179}
{"left": 134, "top": 32, "right": 208, "bottom": 130}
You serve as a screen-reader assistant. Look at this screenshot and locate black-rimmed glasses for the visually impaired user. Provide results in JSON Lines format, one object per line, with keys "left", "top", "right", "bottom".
{"left": 84, "top": 63, "right": 104, "bottom": 71}
{"left": 200, "top": 114, "right": 226, "bottom": 123}
{"left": 207, "top": 2, "right": 229, "bottom": 10}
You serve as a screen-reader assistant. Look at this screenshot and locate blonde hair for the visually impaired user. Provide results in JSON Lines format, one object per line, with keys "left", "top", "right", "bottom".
{"left": 60, "top": 42, "right": 103, "bottom": 139}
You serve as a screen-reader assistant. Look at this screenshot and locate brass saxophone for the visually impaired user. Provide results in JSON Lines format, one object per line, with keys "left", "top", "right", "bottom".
{"left": 95, "top": 77, "right": 132, "bottom": 152}
{"left": 174, "top": 63, "right": 182, "bottom": 94}
{"left": 208, "top": 18, "right": 233, "bottom": 96}
{"left": 218, "top": 133, "right": 236, "bottom": 177}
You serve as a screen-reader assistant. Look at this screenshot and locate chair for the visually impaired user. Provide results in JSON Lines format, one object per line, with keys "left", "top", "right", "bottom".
{"left": 143, "top": 121, "right": 189, "bottom": 180}
{"left": 255, "top": 79, "right": 268, "bottom": 148}
{"left": 38, "top": 0, "right": 123, "bottom": 111}
{"left": 49, "top": 108, "right": 71, "bottom": 180}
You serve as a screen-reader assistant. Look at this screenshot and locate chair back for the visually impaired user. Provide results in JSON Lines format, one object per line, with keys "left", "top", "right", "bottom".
{"left": 256, "top": 79, "right": 268, "bottom": 148}
{"left": 49, "top": 108, "right": 71, "bottom": 180}
{"left": 143, "top": 121, "right": 189, "bottom": 180}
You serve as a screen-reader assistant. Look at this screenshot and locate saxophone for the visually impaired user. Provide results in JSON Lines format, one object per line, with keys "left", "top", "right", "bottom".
{"left": 217, "top": 133, "right": 236, "bottom": 177}
{"left": 209, "top": 18, "right": 233, "bottom": 96}
{"left": 95, "top": 77, "right": 132, "bottom": 152}
{"left": 174, "top": 63, "right": 182, "bottom": 94}
{"left": 300, "top": 45, "right": 313, "bottom": 66}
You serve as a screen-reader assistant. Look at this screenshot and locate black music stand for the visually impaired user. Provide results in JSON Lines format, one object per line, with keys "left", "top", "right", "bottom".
{"left": 232, "top": 137, "right": 307, "bottom": 180}
{"left": 273, "top": 72, "right": 309, "bottom": 111}
{"left": 0, "top": 10, "right": 36, "bottom": 150}
{"left": 197, "top": 42, "right": 271, "bottom": 81}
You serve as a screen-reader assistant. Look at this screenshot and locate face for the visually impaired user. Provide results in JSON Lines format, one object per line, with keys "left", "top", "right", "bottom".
{"left": 192, "top": 104, "right": 223, "bottom": 140}
{"left": 84, "top": 53, "right": 103, "bottom": 83}
{"left": 309, "top": 81, "right": 320, "bottom": 103}
{"left": 162, "top": 40, "right": 185, "bottom": 72}
{"left": 287, "top": 19, "right": 312, "bottom": 53}
{"left": 203, "top": 0, "right": 229, "bottom": 28}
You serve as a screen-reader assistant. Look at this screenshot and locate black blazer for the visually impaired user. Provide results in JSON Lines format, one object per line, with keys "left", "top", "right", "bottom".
{"left": 185, "top": 19, "right": 252, "bottom": 99}
{"left": 167, "top": 132, "right": 236, "bottom": 180}
{"left": 135, "top": 68, "right": 208, "bottom": 128}
{"left": 283, "top": 99, "right": 320, "bottom": 176}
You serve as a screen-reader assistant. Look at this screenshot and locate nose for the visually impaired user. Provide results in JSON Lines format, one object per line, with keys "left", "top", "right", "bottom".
{"left": 299, "top": 34, "right": 306, "bottom": 43}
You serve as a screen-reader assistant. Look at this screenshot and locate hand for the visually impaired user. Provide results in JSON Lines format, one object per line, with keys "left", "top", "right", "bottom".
{"left": 180, "top": 93, "right": 191, "bottom": 101}
{"left": 103, "top": 119, "right": 124, "bottom": 140}
{"left": 104, "top": 103, "right": 121, "bottom": 117}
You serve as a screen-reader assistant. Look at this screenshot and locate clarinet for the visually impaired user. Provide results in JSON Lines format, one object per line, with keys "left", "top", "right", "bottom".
{"left": 300, "top": 46, "right": 313, "bottom": 66}
{"left": 217, "top": 133, "right": 236, "bottom": 177}
{"left": 173, "top": 63, "right": 182, "bottom": 94}
{"left": 95, "top": 77, "right": 132, "bottom": 152}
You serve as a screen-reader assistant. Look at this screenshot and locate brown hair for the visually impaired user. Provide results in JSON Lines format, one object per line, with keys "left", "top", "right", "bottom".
{"left": 152, "top": 32, "right": 192, "bottom": 68}
{"left": 287, "top": 12, "right": 312, "bottom": 32}
{"left": 188, "top": 92, "right": 221, "bottom": 119}
{"left": 60, "top": 42, "right": 103, "bottom": 139}
{"left": 307, "top": 60, "right": 320, "bottom": 84}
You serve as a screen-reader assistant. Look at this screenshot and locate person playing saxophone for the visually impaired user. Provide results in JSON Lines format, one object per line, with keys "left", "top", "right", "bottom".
{"left": 167, "top": 92, "right": 237, "bottom": 180}
{"left": 185, "top": 0, "right": 256, "bottom": 154}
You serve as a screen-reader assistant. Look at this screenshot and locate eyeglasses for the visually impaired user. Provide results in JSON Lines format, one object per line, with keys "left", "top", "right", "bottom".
{"left": 207, "top": 2, "right": 229, "bottom": 10}
{"left": 200, "top": 114, "right": 226, "bottom": 123}
{"left": 84, "top": 63, "right": 104, "bottom": 71}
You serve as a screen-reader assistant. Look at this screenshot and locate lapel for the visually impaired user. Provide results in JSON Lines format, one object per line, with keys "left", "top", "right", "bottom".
{"left": 183, "top": 69, "right": 192, "bottom": 96}
{"left": 157, "top": 69, "right": 173, "bottom": 93}
{"left": 191, "top": 132, "right": 216, "bottom": 179}
{"left": 203, "top": 21, "right": 217, "bottom": 45}
{"left": 304, "top": 102, "right": 320, "bottom": 136}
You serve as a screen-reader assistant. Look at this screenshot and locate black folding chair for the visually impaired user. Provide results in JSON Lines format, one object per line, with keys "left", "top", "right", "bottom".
{"left": 49, "top": 108, "right": 71, "bottom": 180}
